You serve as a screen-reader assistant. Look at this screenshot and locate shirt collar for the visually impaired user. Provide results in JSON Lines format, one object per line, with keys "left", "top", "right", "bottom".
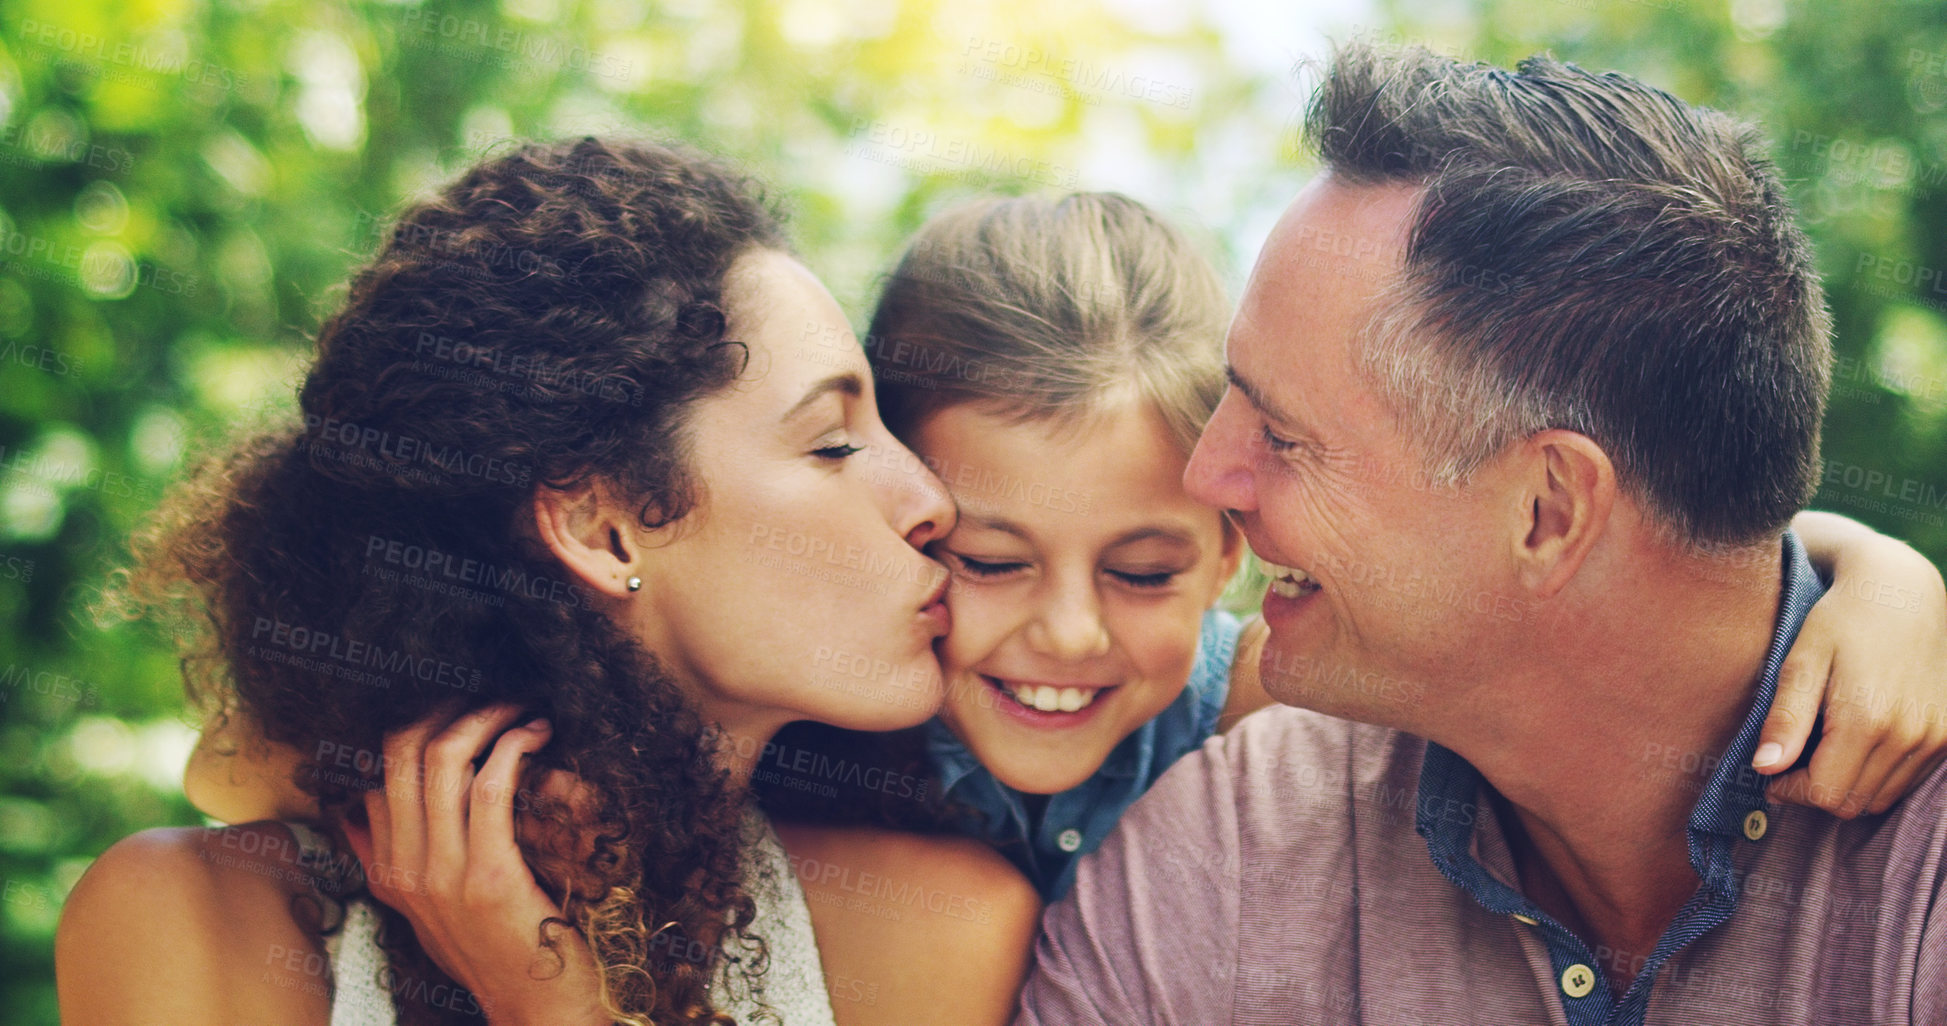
{"left": 1093, "top": 718, "right": 1151, "bottom": 780}
{"left": 1418, "top": 529, "right": 1825, "bottom": 892}
{"left": 925, "top": 717, "right": 986, "bottom": 793}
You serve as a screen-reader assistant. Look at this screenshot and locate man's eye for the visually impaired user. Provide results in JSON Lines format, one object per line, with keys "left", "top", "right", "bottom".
{"left": 814, "top": 443, "right": 864, "bottom": 460}
{"left": 950, "top": 554, "right": 1027, "bottom": 578}
{"left": 1260, "top": 425, "right": 1301, "bottom": 454}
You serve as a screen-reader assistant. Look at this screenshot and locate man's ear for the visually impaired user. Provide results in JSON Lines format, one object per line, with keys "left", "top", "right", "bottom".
{"left": 1513, "top": 429, "right": 1615, "bottom": 598}
{"left": 532, "top": 479, "right": 641, "bottom": 599}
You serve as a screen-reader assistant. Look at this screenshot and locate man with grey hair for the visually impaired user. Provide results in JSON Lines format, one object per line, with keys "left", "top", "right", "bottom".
{"left": 1014, "top": 43, "right": 1947, "bottom": 1025}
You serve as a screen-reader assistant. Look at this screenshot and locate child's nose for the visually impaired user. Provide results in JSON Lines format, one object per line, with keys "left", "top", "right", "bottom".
{"left": 1027, "top": 588, "right": 1112, "bottom": 661}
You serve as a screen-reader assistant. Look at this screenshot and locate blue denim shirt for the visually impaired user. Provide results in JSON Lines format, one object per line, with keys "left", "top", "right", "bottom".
{"left": 926, "top": 608, "right": 1242, "bottom": 901}
{"left": 1415, "top": 530, "right": 1824, "bottom": 1026}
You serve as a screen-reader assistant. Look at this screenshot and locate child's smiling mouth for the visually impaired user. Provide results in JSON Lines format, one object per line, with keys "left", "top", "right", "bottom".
{"left": 983, "top": 675, "right": 1119, "bottom": 715}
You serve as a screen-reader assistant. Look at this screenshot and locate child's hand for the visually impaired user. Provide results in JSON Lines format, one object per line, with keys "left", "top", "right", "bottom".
{"left": 342, "top": 703, "right": 611, "bottom": 1026}
{"left": 1757, "top": 521, "right": 1947, "bottom": 817}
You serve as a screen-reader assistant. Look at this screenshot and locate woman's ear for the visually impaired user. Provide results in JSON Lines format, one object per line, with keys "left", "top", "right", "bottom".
{"left": 532, "top": 480, "right": 642, "bottom": 599}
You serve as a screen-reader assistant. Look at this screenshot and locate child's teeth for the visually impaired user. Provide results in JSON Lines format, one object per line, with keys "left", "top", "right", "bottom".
{"left": 1002, "top": 682, "right": 1100, "bottom": 713}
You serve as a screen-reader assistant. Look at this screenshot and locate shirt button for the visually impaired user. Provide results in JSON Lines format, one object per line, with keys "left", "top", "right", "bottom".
{"left": 1560, "top": 964, "right": 1597, "bottom": 999}
{"left": 1511, "top": 913, "right": 1539, "bottom": 926}
{"left": 1056, "top": 828, "right": 1084, "bottom": 852}
{"left": 1743, "top": 809, "right": 1768, "bottom": 841}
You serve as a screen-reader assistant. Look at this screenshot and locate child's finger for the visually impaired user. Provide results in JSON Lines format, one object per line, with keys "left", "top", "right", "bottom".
{"left": 353, "top": 786, "right": 404, "bottom": 905}
{"left": 469, "top": 720, "right": 553, "bottom": 888}
{"left": 1862, "top": 656, "right": 1947, "bottom": 814}
{"left": 1864, "top": 748, "right": 1940, "bottom": 816}
{"left": 1858, "top": 710, "right": 1945, "bottom": 814}
{"left": 1785, "top": 717, "right": 1876, "bottom": 817}
{"left": 378, "top": 710, "right": 452, "bottom": 883}
{"left": 1762, "top": 766, "right": 1816, "bottom": 808}
{"left": 1839, "top": 736, "right": 1916, "bottom": 817}
{"left": 422, "top": 704, "right": 527, "bottom": 877}
{"left": 1755, "top": 649, "right": 1829, "bottom": 773}
{"left": 343, "top": 798, "right": 376, "bottom": 869}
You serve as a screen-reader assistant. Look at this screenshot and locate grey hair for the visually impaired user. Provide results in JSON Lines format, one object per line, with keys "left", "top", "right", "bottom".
{"left": 1310, "top": 42, "right": 1832, "bottom": 547}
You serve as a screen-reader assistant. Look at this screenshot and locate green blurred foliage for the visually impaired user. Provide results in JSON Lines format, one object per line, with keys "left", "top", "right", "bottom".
{"left": 0, "top": 0, "right": 1942, "bottom": 1022}
{"left": 0, "top": 0, "right": 1277, "bottom": 1019}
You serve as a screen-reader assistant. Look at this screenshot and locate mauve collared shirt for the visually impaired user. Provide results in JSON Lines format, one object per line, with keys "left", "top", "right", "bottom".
{"left": 1016, "top": 532, "right": 1947, "bottom": 1025}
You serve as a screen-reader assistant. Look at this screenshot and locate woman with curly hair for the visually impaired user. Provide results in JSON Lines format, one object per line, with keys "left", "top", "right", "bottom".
{"left": 53, "top": 138, "right": 1040, "bottom": 1026}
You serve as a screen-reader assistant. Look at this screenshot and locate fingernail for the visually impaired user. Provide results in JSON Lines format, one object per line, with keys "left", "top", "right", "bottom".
{"left": 529, "top": 718, "right": 551, "bottom": 733}
{"left": 1753, "top": 742, "right": 1784, "bottom": 768}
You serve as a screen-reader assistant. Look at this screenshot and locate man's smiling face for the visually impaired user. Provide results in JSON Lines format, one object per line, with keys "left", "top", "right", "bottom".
{"left": 1183, "top": 176, "right": 1522, "bottom": 730}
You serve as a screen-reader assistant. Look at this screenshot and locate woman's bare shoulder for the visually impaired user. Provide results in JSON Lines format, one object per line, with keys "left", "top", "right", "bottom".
{"left": 775, "top": 823, "right": 1040, "bottom": 1026}
{"left": 56, "top": 823, "right": 332, "bottom": 1025}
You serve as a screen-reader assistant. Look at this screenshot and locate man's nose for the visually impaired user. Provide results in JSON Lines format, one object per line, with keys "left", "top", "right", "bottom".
{"left": 1185, "top": 391, "right": 1258, "bottom": 514}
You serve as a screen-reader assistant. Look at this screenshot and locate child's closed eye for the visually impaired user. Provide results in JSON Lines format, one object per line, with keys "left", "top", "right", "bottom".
{"left": 1108, "top": 568, "right": 1177, "bottom": 590}
{"left": 947, "top": 553, "right": 1028, "bottom": 579}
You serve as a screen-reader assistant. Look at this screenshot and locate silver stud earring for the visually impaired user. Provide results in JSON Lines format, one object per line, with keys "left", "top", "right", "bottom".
{"left": 626, "top": 576, "right": 642, "bottom": 592}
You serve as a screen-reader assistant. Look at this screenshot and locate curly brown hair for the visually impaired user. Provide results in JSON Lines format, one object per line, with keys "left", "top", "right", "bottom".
{"left": 110, "top": 138, "right": 790, "bottom": 1025}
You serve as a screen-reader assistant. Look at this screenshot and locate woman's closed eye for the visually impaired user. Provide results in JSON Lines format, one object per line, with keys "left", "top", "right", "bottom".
{"left": 812, "top": 440, "right": 864, "bottom": 460}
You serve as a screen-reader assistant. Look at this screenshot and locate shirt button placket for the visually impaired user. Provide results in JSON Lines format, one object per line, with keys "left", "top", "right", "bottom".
{"left": 1056, "top": 828, "right": 1083, "bottom": 853}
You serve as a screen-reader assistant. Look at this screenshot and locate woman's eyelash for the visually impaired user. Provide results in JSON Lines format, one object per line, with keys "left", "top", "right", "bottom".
{"left": 814, "top": 443, "right": 864, "bottom": 459}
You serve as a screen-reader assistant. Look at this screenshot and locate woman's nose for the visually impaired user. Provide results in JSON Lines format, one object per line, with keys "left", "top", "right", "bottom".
{"left": 881, "top": 443, "right": 956, "bottom": 550}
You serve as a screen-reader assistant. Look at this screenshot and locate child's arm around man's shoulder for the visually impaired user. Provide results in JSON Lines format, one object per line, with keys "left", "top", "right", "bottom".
{"left": 1216, "top": 615, "right": 1274, "bottom": 733}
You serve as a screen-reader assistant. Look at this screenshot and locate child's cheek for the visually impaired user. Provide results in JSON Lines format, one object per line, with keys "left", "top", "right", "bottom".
{"left": 938, "top": 577, "right": 1014, "bottom": 674}
{"left": 1118, "top": 606, "right": 1206, "bottom": 709}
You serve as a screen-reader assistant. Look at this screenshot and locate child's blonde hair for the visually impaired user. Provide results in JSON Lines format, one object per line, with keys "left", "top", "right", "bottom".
{"left": 867, "top": 192, "right": 1229, "bottom": 455}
